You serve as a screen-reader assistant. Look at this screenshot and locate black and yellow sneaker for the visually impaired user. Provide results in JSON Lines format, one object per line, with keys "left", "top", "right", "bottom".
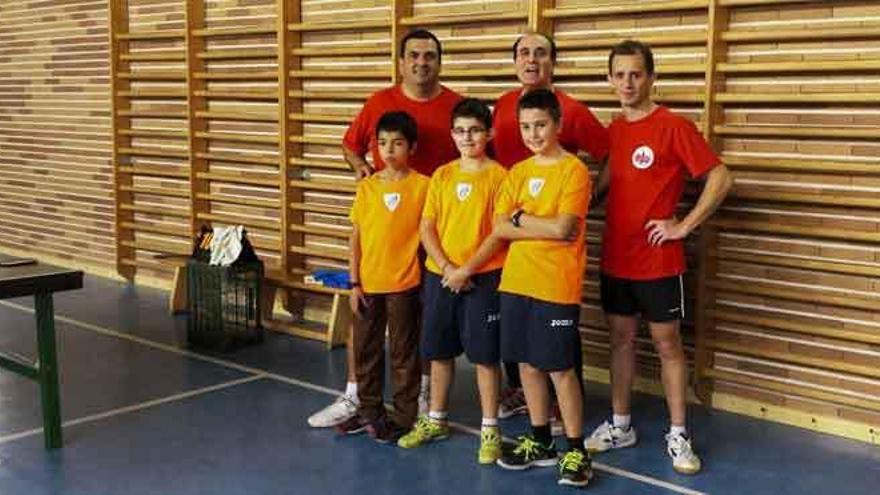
{"left": 496, "top": 435, "right": 558, "bottom": 470}
{"left": 558, "top": 449, "right": 593, "bottom": 488}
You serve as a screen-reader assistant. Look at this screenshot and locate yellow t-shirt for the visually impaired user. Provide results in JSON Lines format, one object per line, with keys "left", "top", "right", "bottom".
{"left": 349, "top": 171, "right": 430, "bottom": 293}
{"left": 495, "top": 154, "right": 592, "bottom": 304}
{"left": 422, "top": 160, "right": 508, "bottom": 275}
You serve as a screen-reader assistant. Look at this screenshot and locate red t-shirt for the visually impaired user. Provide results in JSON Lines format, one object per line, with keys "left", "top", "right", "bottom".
{"left": 491, "top": 88, "right": 609, "bottom": 168}
{"left": 342, "top": 85, "right": 463, "bottom": 177}
{"left": 601, "top": 106, "right": 720, "bottom": 280}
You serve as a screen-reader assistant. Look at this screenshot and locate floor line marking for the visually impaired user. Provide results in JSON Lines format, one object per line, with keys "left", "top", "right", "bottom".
{"left": 1, "top": 300, "right": 707, "bottom": 494}
{"left": 0, "top": 374, "right": 265, "bottom": 445}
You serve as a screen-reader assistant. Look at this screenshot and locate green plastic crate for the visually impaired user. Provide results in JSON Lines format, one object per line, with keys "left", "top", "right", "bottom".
{"left": 186, "top": 260, "right": 263, "bottom": 351}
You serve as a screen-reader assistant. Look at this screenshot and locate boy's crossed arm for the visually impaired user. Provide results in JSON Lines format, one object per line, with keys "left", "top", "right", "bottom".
{"left": 442, "top": 211, "right": 580, "bottom": 291}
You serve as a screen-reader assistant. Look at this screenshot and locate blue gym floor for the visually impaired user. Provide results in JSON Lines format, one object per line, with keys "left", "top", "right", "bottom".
{"left": 0, "top": 274, "right": 877, "bottom": 495}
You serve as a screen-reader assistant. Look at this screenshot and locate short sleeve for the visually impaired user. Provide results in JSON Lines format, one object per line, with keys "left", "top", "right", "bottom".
{"left": 558, "top": 160, "right": 591, "bottom": 219}
{"left": 342, "top": 102, "right": 373, "bottom": 156}
{"left": 349, "top": 182, "right": 366, "bottom": 224}
{"left": 421, "top": 172, "right": 443, "bottom": 221}
{"left": 494, "top": 169, "right": 518, "bottom": 217}
{"left": 672, "top": 118, "right": 720, "bottom": 179}
{"left": 571, "top": 103, "right": 610, "bottom": 162}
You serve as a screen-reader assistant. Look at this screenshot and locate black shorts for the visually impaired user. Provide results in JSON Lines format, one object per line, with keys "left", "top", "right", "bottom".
{"left": 600, "top": 274, "right": 685, "bottom": 322}
{"left": 499, "top": 293, "right": 580, "bottom": 372}
{"left": 421, "top": 270, "right": 501, "bottom": 364}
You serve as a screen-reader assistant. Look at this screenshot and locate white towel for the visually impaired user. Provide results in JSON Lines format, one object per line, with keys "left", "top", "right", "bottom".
{"left": 209, "top": 225, "right": 244, "bottom": 266}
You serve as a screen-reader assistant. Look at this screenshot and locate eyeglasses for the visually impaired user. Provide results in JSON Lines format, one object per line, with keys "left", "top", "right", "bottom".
{"left": 452, "top": 126, "right": 487, "bottom": 137}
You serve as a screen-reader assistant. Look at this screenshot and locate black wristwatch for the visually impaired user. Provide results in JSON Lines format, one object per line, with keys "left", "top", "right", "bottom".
{"left": 511, "top": 209, "right": 525, "bottom": 228}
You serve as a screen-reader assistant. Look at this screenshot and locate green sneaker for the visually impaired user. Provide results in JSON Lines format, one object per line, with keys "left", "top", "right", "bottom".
{"left": 558, "top": 449, "right": 593, "bottom": 488}
{"left": 478, "top": 426, "right": 502, "bottom": 465}
{"left": 397, "top": 416, "right": 449, "bottom": 448}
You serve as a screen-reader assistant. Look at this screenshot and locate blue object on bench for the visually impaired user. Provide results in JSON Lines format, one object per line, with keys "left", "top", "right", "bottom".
{"left": 312, "top": 270, "right": 351, "bottom": 289}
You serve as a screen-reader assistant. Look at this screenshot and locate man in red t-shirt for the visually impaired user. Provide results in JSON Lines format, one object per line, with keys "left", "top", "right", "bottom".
{"left": 342, "top": 29, "right": 463, "bottom": 178}
{"left": 492, "top": 32, "right": 609, "bottom": 169}
{"left": 491, "top": 32, "right": 609, "bottom": 424}
{"left": 585, "top": 41, "right": 732, "bottom": 475}
{"left": 308, "top": 29, "right": 462, "bottom": 431}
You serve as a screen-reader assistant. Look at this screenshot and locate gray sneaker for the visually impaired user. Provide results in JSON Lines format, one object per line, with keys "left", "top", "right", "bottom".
{"left": 584, "top": 421, "right": 637, "bottom": 453}
{"left": 666, "top": 432, "right": 701, "bottom": 474}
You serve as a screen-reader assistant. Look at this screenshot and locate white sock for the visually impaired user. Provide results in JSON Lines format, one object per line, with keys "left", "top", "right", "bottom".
{"left": 428, "top": 410, "right": 447, "bottom": 423}
{"left": 612, "top": 414, "right": 631, "bottom": 430}
{"left": 344, "top": 381, "right": 358, "bottom": 401}
{"left": 421, "top": 374, "right": 431, "bottom": 391}
{"left": 670, "top": 424, "right": 687, "bottom": 437}
{"left": 481, "top": 417, "right": 498, "bottom": 428}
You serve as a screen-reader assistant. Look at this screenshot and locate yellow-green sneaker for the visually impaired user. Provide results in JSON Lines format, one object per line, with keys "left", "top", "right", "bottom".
{"left": 478, "top": 426, "right": 502, "bottom": 464}
{"left": 397, "top": 416, "right": 449, "bottom": 448}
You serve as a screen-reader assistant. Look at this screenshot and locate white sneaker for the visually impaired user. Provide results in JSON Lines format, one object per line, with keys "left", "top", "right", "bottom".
{"left": 418, "top": 386, "right": 430, "bottom": 416}
{"left": 584, "top": 421, "right": 638, "bottom": 453}
{"left": 307, "top": 394, "right": 358, "bottom": 428}
{"left": 666, "top": 431, "right": 701, "bottom": 475}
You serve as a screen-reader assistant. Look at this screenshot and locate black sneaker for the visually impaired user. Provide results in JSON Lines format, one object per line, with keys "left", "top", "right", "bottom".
{"left": 558, "top": 449, "right": 593, "bottom": 488}
{"left": 496, "top": 435, "right": 558, "bottom": 470}
{"left": 335, "top": 414, "right": 368, "bottom": 435}
{"left": 366, "top": 416, "right": 407, "bottom": 444}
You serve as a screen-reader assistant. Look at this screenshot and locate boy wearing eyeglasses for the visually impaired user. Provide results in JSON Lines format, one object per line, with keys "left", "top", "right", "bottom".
{"left": 396, "top": 98, "right": 508, "bottom": 465}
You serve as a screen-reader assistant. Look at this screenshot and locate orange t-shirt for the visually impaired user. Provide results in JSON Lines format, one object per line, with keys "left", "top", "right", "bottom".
{"left": 495, "top": 154, "right": 592, "bottom": 304}
{"left": 349, "top": 171, "right": 430, "bottom": 293}
{"left": 422, "top": 160, "right": 508, "bottom": 275}
{"left": 342, "top": 85, "right": 463, "bottom": 177}
{"left": 601, "top": 106, "right": 720, "bottom": 280}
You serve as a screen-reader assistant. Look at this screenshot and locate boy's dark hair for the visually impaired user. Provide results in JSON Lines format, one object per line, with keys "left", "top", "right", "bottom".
{"left": 376, "top": 111, "right": 418, "bottom": 146}
{"left": 400, "top": 29, "right": 442, "bottom": 63}
{"left": 517, "top": 88, "right": 561, "bottom": 124}
{"left": 450, "top": 98, "right": 492, "bottom": 130}
{"left": 512, "top": 32, "right": 557, "bottom": 64}
{"left": 608, "top": 40, "right": 655, "bottom": 76}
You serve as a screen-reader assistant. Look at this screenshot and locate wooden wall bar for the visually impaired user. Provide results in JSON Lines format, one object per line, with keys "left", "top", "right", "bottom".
{"left": 0, "top": 1, "right": 115, "bottom": 269}
{"left": 1, "top": 0, "right": 878, "bottom": 442}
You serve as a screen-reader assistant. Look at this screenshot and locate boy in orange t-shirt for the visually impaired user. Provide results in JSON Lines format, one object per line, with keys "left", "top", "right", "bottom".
{"left": 395, "top": 99, "right": 507, "bottom": 464}
{"left": 345, "top": 111, "right": 430, "bottom": 444}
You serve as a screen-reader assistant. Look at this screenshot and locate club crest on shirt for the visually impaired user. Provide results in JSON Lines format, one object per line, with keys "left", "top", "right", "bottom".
{"left": 456, "top": 182, "right": 472, "bottom": 201}
{"left": 383, "top": 192, "right": 401, "bottom": 212}
{"left": 631, "top": 145, "right": 655, "bottom": 170}
{"left": 528, "top": 178, "right": 545, "bottom": 198}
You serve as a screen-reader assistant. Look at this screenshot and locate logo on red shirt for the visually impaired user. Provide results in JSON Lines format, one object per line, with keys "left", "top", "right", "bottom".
{"left": 631, "top": 145, "right": 655, "bottom": 170}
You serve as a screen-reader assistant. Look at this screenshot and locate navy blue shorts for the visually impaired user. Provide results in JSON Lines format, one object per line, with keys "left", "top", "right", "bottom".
{"left": 421, "top": 270, "right": 501, "bottom": 364}
{"left": 499, "top": 293, "right": 581, "bottom": 372}
{"left": 600, "top": 274, "right": 685, "bottom": 322}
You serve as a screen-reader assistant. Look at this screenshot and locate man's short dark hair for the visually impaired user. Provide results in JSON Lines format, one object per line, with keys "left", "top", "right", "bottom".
{"left": 512, "top": 32, "right": 557, "bottom": 63}
{"left": 376, "top": 111, "right": 418, "bottom": 146}
{"left": 400, "top": 29, "right": 442, "bottom": 63}
{"left": 608, "top": 40, "right": 655, "bottom": 76}
{"left": 450, "top": 98, "right": 492, "bottom": 130}
{"left": 517, "top": 88, "right": 561, "bottom": 124}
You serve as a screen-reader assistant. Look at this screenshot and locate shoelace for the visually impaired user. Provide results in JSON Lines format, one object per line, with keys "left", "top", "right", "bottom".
{"left": 512, "top": 436, "right": 543, "bottom": 460}
{"left": 559, "top": 450, "right": 586, "bottom": 473}
{"left": 666, "top": 433, "right": 692, "bottom": 457}
{"left": 413, "top": 417, "right": 441, "bottom": 438}
{"left": 481, "top": 428, "right": 499, "bottom": 443}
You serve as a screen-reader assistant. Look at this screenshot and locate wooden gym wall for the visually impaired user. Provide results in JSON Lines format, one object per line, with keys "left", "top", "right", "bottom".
{"left": 0, "top": 0, "right": 878, "bottom": 442}
{"left": 0, "top": 1, "right": 115, "bottom": 271}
